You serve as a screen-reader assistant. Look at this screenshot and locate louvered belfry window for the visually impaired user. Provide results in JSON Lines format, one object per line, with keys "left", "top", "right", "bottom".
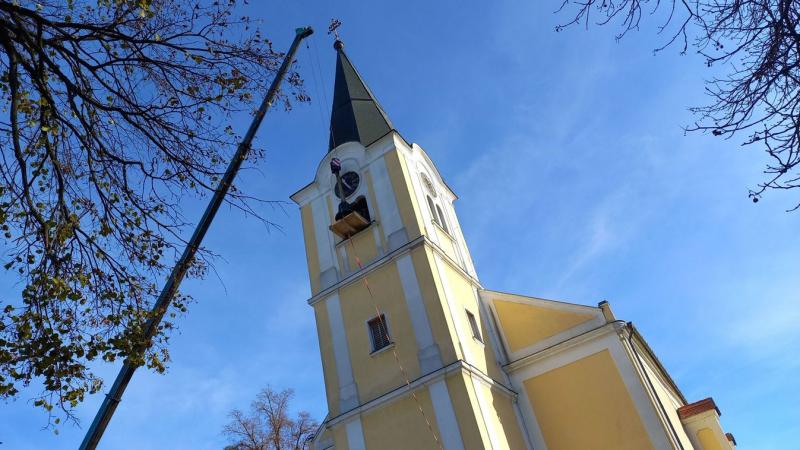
{"left": 368, "top": 314, "right": 391, "bottom": 352}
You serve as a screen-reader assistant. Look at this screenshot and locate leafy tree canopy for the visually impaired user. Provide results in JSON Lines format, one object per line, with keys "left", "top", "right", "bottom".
{"left": 0, "top": 0, "right": 305, "bottom": 424}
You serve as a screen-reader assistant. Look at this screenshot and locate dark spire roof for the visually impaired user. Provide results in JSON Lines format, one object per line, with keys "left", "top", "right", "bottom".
{"left": 328, "top": 40, "right": 394, "bottom": 151}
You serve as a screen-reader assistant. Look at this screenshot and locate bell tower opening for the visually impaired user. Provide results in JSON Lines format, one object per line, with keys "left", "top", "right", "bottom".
{"left": 291, "top": 38, "right": 503, "bottom": 450}
{"left": 351, "top": 196, "right": 370, "bottom": 222}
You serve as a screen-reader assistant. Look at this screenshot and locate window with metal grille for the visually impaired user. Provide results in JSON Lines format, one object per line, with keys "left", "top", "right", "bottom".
{"left": 466, "top": 310, "right": 483, "bottom": 343}
{"left": 368, "top": 314, "right": 392, "bottom": 352}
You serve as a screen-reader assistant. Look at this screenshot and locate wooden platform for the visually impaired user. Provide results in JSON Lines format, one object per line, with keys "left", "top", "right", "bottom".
{"left": 329, "top": 211, "right": 370, "bottom": 239}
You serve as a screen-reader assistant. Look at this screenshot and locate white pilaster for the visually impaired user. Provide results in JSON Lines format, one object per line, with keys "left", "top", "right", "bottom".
{"left": 396, "top": 254, "right": 442, "bottom": 373}
{"left": 429, "top": 379, "right": 465, "bottom": 450}
{"left": 369, "top": 155, "right": 407, "bottom": 250}
{"left": 312, "top": 195, "right": 339, "bottom": 289}
{"left": 470, "top": 376, "right": 504, "bottom": 450}
{"left": 344, "top": 417, "right": 366, "bottom": 450}
{"left": 326, "top": 293, "right": 358, "bottom": 411}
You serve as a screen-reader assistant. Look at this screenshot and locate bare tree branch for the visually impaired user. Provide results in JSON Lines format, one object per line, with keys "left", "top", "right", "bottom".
{"left": 223, "top": 387, "right": 317, "bottom": 450}
{"left": 557, "top": 0, "right": 800, "bottom": 210}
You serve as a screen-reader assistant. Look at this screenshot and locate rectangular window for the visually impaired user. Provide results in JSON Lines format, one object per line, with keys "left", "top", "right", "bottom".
{"left": 466, "top": 310, "right": 483, "bottom": 343}
{"left": 368, "top": 314, "right": 392, "bottom": 352}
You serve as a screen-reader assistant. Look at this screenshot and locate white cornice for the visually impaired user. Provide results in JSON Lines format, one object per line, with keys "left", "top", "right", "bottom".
{"left": 503, "top": 321, "right": 627, "bottom": 373}
{"left": 323, "top": 359, "right": 517, "bottom": 429}
{"left": 307, "top": 235, "right": 482, "bottom": 306}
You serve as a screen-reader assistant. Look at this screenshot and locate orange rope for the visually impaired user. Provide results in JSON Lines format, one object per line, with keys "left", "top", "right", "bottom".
{"left": 347, "top": 237, "right": 443, "bottom": 450}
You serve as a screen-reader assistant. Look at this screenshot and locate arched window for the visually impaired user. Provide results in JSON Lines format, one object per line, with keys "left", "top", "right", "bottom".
{"left": 435, "top": 205, "right": 448, "bottom": 233}
{"left": 426, "top": 196, "right": 438, "bottom": 224}
{"left": 426, "top": 194, "right": 451, "bottom": 233}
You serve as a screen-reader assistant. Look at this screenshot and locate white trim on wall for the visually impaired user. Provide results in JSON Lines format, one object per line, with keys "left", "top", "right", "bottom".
{"left": 429, "top": 379, "right": 466, "bottom": 450}
{"left": 311, "top": 194, "right": 339, "bottom": 289}
{"left": 369, "top": 155, "right": 405, "bottom": 250}
{"left": 470, "top": 374, "right": 505, "bottom": 450}
{"left": 325, "top": 293, "right": 358, "bottom": 411}
{"left": 396, "top": 254, "right": 442, "bottom": 373}
{"left": 344, "top": 417, "right": 366, "bottom": 450}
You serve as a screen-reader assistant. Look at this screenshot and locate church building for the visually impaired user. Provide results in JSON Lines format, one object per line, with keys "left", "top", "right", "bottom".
{"left": 291, "top": 40, "right": 735, "bottom": 450}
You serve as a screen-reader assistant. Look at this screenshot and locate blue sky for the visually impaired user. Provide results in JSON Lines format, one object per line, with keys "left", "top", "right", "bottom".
{"left": 3, "top": 1, "right": 799, "bottom": 449}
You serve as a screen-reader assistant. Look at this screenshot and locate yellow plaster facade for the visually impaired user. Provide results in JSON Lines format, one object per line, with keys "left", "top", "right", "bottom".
{"left": 697, "top": 428, "right": 725, "bottom": 450}
{"left": 338, "top": 262, "right": 421, "bottom": 403}
{"left": 291, "top": 45, "right": 731, "bottom": 449}
{"left": 523, "top": 349, "right": 654, "bottom": 450}
{"left": 493, "top": 298, "right": 595, "bottom": 353}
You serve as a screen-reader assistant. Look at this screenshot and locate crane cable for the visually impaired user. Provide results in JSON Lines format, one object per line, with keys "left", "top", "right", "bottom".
{"left": 304, "top": 38, "right": 329, "bottom": 143}
{"left": 347, "top": 237, "right": 443, "bottom": 450}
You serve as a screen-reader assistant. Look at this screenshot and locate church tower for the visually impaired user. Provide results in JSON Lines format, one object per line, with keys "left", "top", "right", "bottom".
{"left": 292, "top": 41, "right": 735, "bottom": 450}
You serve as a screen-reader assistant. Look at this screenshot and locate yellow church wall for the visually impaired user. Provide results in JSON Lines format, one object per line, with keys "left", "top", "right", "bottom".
{"left": 697, "top": 427, "right": 725, "bottom": 450}
{"left": 446, "top": 372, "right": 491, "bottom": 450}
{"left": 468, "top": 379, "right": 519, "bottom": 450}
{"left": 490, "top": 391, "right": 527, "bottom": 450}
{"left": 300, "top": 204, "right": 321, "bottom": 295}
{"left": 423, "top": 249, "right": 465, "bottom": 364}
{"left": 331, "top": 423, "right": 349, "bottom": 449}
{"left": 494, "top": 299, "right": 595, "bottom": 353}
{"left": 411, "top": 246, "right": 459, "bottom": 364}
{"left": 442, "top": 263, "right": 504, "bottom": 382}
{"left": 434, "top": 226, "right": 459, "bottom": 262}
{"left": 384, "top": 149, "right": 424, "bottom": 239}
{"left": 338, "top": 262, "right": 422, "bottom": 403}
{"left": 313, "top": 302, "right": 341, "bottom": 416}
{"left": 523, "top": 349, "right": 655, "bottom": 450}
{"left": 362, "top": 388, "right": 444, "bottom": 450}
{"left": 342, "top": 226, "right": 378, "bottom": 271}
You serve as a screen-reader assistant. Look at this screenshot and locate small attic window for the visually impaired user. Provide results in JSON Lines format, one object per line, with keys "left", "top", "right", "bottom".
{"left": 466, "top": 309, "right": 483, "bottom": 343}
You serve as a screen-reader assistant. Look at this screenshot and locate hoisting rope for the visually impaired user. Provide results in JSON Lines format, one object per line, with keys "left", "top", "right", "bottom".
{"left": 347, "top": 237, "right": 444, "bottom": 450}
{"left": 304, "top": 38, "right": 330, "bottom": 143}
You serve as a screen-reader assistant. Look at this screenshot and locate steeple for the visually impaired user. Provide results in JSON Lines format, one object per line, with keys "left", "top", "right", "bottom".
{"left": 328, "top": 40, "right": 394, "bottom": 151}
